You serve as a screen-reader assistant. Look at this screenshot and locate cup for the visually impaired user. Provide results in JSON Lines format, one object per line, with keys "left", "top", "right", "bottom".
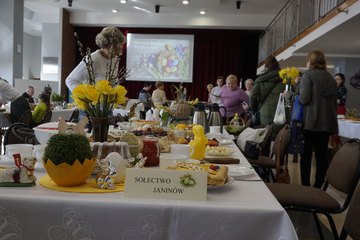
{"left": 159, "top": 153, "right": 187, "bottom": 169}
{"left": 6, "top": 144, "right": 34, "bottom": 159}
{"left": 209, "top": 126, "right": 221, "bottom": 133}
{"left": 170, "top": 144, "right": 194, "bottom": 159}
{"left": 33, "top": 144, "right": 46, "bottom": 161}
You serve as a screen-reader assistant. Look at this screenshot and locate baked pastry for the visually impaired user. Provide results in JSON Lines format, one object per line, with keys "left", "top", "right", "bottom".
{"left": 91, "top": 142, "right": 131, "bottom": 160}
{"left": 167, "top": 162, "right": 228, "bottom": 186}
{"left": 118, "top": 132, "right": 140, "bottom": 157}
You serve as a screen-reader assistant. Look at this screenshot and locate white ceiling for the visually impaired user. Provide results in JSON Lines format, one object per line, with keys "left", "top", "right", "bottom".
{"left": 23, "top": 0, "right": 289, "bottom": 35}
{"left": 23, "top": 0, "right": 360, "bottom": 69}
{"left": 279, "top": 5, "right": 360, "bottom": 70}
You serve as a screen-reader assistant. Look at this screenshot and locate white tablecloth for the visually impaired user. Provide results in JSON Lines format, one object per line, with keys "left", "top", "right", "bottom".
{"left": 0, "top": 108, "right": 76, "bottom": 128}
{"left": 0, "top": 133, "right": 298, "bottom": 240}
{"left": 51, "top": 108, "right": 76, "bottom": 122}
{"left": 338, "top": 119, "right": 360, "bottom": 139}
{"left": 113, "top": 108, "right": 129, "bottom": 117}
{"left": 0, "top": 179, "right": 297, "bottom": 240}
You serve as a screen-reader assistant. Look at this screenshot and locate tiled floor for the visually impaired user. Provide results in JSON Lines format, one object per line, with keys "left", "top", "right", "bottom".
{"left": 286, "top": 155, "right": 351, "bottom": 240}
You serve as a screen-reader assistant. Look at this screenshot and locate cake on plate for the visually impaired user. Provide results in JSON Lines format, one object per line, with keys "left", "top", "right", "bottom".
{"left": 167, "top": 162, "right": 228, "bottom": 186}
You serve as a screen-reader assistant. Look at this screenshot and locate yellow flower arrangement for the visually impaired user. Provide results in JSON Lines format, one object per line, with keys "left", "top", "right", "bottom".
{"left": 71, "top": 31, "right": 128, "bottom": 117}
{"left": 72, "top": 80, "right": 127, "bottom": 117}
{"left": 279, "top": 67, "right": 300, "bottom": 86}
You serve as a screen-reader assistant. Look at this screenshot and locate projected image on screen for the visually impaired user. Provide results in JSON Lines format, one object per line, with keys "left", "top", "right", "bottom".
{"left": 126, "top": 34, "right": 194, "bottom": 83}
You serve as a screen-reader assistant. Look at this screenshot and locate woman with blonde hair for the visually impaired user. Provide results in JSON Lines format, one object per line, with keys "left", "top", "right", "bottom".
{"left": 299, "top": 49, "right": 338, "bottom": 188}
{"left": 152, "top": 81, "right": 167, "bottom": 107}
{"left": 207, "top": 83, "right": 214, "bottom": 102}
{"left": 219, "top": 74, "right": 249, "bottom": 117}
{"left": 244, "top": 79, "right": 254, "bottom": 95}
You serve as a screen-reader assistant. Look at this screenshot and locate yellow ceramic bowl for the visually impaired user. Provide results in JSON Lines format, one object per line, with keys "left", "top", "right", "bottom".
{"left": 43, "top": 158, "right": 96, "bottom": 187}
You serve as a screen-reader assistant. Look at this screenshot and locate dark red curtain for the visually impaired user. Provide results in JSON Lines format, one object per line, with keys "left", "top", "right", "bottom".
{"left": 73, "top": 27, "right": 260, "bottom": 101}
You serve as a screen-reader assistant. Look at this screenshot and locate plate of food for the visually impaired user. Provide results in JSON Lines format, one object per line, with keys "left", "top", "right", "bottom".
{"left": 207, "top": 176, "right": 235, "bottom": 190}
{"left": 167, "top": 162, "right": 229, "bottom": 188}
{"left": 206, "top": 146, "right": 234, "bottom": 156}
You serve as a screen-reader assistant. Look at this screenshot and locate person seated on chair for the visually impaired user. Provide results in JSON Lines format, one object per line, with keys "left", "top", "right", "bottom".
{"left": 21, "top": 86, "right": 35, "bottom": 104}
{"left": 32, "top": 93, "right": 50, "bottom": 125}
{"left": 1, "top": 80, "right": 31, "bottom": 124}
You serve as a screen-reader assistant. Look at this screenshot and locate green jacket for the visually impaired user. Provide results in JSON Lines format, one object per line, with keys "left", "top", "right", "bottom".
{"left": 250, "top": 70, "right": 284, "bottom": 127}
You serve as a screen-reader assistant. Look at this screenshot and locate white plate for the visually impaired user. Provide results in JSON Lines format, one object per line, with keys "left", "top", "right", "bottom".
{"left": 206, "top": 147, "right": 234, "bottom": 156}
{"left": 208, "top": 176, "right": 234, "bottom": 190}
{"left": 227, "top": 166, "right": 255, "bottom": 177}
{"left": 219, "top": 139, "right": 233, "bottom": 145}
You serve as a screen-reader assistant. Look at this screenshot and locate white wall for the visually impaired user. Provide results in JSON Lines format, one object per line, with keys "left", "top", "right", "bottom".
{"left": 0, "top": 0, "right": 15, "bottom": 84}
{"left": 23, "top": 33, "right": 41, "bottom": 79}
{"left": 40, "top": 22, "right": 60, "bottom": 81}
{"left": 0, "top": 0, "right": 24, "bottom": 85}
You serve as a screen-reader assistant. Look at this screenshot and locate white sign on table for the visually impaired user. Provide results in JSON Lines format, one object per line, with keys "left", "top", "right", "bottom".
{"left": 124, "top": 168, "right": 207, "bottom": 201}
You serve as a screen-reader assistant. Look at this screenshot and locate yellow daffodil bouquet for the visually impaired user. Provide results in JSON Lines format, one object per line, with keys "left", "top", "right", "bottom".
{"left": 71, "top": 32, "right": 128, "bottom": 117}
{"left": 72, "top": 80, "right": 127, "bottom": 117}
{"left": 279, "top": 67, "right": 300, "bottom": 91}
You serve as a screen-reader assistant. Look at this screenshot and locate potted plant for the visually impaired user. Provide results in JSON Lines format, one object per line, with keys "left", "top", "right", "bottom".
{"left": 43, "top": 134, "right": 95, "bottom": 186}
{"left": 51, "top": 93, "right": 65, "bottom": 108}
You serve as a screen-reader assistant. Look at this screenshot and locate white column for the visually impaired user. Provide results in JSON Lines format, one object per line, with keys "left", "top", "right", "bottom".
{"left": 0, "top": 0, "right": 24, "bottom": 85}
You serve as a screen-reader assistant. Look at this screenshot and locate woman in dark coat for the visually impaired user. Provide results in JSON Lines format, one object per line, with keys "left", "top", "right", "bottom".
{"left": 334, "top": 73, "right": 347, "bottom": 115}
{"left": 299, "top": 50, "right": 338, "bottom": 188}
{"left": 250, "top": 56, "right": 285, "bottom": 128}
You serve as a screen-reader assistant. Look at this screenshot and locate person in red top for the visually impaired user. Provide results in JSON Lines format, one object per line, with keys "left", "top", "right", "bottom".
{"left": 334, "top": 73, "right": 347, "bottom": 115}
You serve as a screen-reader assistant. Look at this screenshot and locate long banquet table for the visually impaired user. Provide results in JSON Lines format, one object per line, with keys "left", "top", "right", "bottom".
{"left": 0, "top": 137, "right": 298, "bottom": 240}
{"left": 338, "top": 119, "right": 360, "bottom": 139}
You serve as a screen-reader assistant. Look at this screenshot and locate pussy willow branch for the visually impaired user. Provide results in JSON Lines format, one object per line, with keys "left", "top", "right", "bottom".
{"left": 74, "top": 32, "right": 95, "bottom": 85}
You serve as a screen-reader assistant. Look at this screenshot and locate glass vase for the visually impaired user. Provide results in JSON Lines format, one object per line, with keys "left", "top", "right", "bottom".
{"left": 91, "top": 117, "right": 110, "bottom": 142}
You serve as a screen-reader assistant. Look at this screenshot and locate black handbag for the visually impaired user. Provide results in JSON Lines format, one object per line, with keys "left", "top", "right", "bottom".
{"left": 243, "top": 140, "right": 261, "bottom": 159}
{"left": 250, "top": 111, "right": 260, "bottom": 127}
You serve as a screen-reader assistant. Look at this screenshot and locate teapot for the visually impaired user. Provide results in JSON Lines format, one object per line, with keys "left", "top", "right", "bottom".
{"left": 192, "top": 103, "right": 209, "bottom": 133}
{"left": 208, "top": 103, "right": 227, "bottom": 133}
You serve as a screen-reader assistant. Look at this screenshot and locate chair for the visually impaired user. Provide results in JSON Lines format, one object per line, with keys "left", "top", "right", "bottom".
{"left": 339, "top": 183, "right": 360, "bottom": 240}
{"left": 19, "top": 110, "right": 33, "bottom": 128}
{"left": 68, "top": 109, "right": 79, "bottom": 123}
{"left": 3, "top": 123, "right": 39, "bottom": 153}
{"left": 267, "top": 139, "right": 360, "bottom": 240}
{"left": 258, "top": 122, "right": 274, "bottom": 157}
{"left": 247, "top": 124, "right": 290, "bottom": 182}
{"left": 41, "top": 110, "right": 52, "bottom": 124}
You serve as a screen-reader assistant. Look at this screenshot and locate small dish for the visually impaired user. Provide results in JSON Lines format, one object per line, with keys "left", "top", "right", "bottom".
{"left": 207, "top": 176, "right": 234, "bottom": 190}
